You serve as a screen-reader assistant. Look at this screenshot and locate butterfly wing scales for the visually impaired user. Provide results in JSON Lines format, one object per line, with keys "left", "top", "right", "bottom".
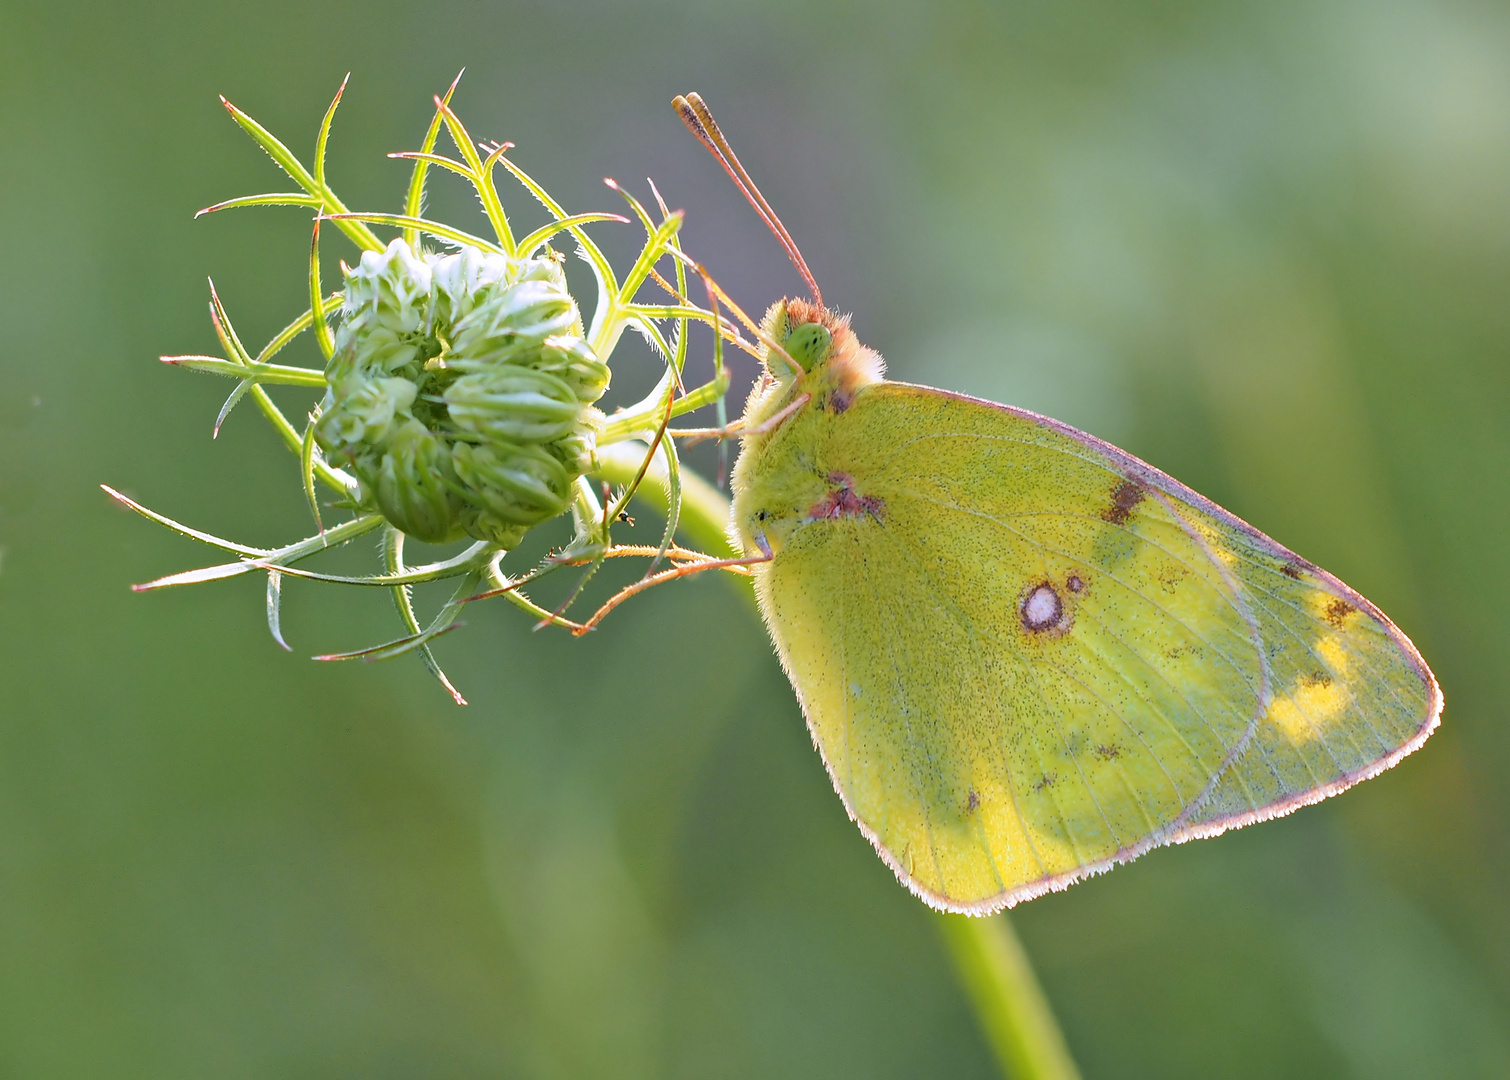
{"left": 753, "top": 383, "right": 1439, "bottom": 912}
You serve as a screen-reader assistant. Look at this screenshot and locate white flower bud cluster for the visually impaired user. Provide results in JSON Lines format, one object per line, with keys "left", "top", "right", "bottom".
{"left": 317, "top": 239, "right": 609, "bottom": 547}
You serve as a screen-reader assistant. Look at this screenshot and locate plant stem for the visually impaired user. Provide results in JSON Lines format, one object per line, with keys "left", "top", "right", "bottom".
{"left": 937, "top": 914, "right": 1082, "bottom": 1080}
{"left": 599, "top": 444, "right": 1082, "bottom": 1079}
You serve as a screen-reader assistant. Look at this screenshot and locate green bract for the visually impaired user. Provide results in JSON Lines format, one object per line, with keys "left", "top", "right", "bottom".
{"left": 112, "top": 75, "right": 743, "bottom": 703}
{"left": 317, "top": 238, "right": 606, "bottom": 546}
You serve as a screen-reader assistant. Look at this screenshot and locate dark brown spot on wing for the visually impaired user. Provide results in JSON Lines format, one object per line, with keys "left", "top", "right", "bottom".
{"left": 1300, "top": 671, "right": 1333, "bottom": 688}
{"left": 1033, "top": 772, "right": 1058, "bottom": 793}
{"left": 965, "top": 789, "right": 979, "bottom": 814}
{"left": 1324, "top": 598, "right": 1355, "bottom": 628}
{"left": 1281, "top": 562, "right": 1304, "bottom": 580}
{"left": 1092, "top": 744, "right": 1121, "bottom": 760}
{"left": 1102, "top": 479, "right": 1145, "bottom": 525}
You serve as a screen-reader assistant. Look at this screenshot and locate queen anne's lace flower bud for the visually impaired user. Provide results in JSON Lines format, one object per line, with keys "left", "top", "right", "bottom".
{"left": 332, "top": 240, "right": 436, "bottom": 379}
{"left": 315, "top": 238, "right": 610, "bottom": 548}
{"left": 317, "top": 375, "right": 418, "bottom": 451}
{"left": 452, "top": 440, "right": 573, "bottom": 526}
{"left": 445, "top": 368, "right": 582, "bottom": 444}
{"left": 449, "top": 281, "right": 577, "bottom": 368}
{"left": 374, "top": 421, "right": 462, "bottom": 544}
{"left": 429, "top": 246, "right": 512, "bottom": 330}
{"left": 534, "top": 336, "right": 611, "bottom": 403}
{"left": 548, "top": 420, "right": 602, "bottom": 476}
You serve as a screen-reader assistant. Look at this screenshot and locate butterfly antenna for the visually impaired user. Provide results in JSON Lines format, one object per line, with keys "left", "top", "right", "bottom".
{"left": 673, "top": 92, "right": 824, "bottom": 310}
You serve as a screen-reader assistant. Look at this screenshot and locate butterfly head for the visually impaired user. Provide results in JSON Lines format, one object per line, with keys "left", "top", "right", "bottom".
{"left": 761, "top": 297, "right": 885, "bottom": 400}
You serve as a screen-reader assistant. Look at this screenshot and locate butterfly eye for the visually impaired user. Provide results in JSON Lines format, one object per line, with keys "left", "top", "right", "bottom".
{"left": 784, "top": 323, "right": 832, "bottom": 371}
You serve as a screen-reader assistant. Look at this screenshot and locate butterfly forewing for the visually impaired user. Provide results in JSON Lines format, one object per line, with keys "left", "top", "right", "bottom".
{"left": 753, "top": 383, "right": 1438, "bottom": 912}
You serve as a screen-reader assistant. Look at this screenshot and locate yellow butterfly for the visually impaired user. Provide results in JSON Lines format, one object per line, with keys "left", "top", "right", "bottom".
{"left": 673, "top": 94, "right": 1441, "bottom": 914}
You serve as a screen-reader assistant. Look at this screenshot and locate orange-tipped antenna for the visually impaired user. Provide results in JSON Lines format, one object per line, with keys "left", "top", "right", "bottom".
{"left": 673, "top": 92, "right": 824, "bottom": 310}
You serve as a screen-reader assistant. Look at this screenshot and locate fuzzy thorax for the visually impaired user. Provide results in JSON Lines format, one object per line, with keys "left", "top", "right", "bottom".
{"left": 740, "top": 298, "right": 885, "bottom": 433}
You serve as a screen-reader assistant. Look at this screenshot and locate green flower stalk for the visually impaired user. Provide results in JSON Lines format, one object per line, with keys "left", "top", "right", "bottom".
{"left": 109, "top": 74, "right": 743, "bottom": 703}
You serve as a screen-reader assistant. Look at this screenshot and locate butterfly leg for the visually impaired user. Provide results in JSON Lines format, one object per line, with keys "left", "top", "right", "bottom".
{"left": 571, "top": 546, "right": 773, "bottom": 636}
{"left": 669, "top": 393, "right": 810, "bottom": 444}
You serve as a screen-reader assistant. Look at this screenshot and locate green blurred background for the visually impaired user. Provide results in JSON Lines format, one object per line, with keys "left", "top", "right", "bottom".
{"left": 2, "top": 0, "right": 1508, "bottom": 1075}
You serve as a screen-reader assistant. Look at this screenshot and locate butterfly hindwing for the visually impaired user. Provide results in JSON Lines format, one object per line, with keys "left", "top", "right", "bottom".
{"left": 1159, "top": 497, "right": 1440, "bottom": 838}
{"left": 751, "top": 383, "right": 1439, "bottom": 912}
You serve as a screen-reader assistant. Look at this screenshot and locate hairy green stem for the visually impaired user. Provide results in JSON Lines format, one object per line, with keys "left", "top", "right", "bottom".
{"left": 937, "top": 914, "right": 1082, "bottom": 1080}
{"left": 598, "top": 443, "right": 1080, "bottom": 1079}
